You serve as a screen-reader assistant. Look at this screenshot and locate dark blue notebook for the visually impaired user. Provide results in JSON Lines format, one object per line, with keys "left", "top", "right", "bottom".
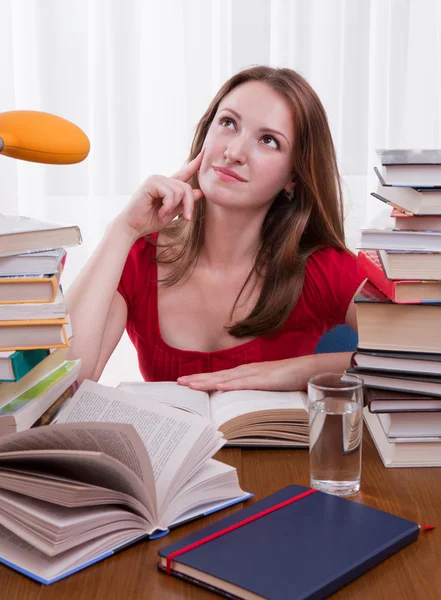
{"left": 158, "top": 485, "right": 421, "bottom": 600}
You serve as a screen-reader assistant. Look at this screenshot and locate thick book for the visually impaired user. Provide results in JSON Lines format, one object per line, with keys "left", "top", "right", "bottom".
{"left": 117, "top": 381, "right": 308, "bottom": 447}
{"left": 380, "top": 249, "right": 441, "bottom": 280}
{"left": 358, "top": 227, "right": 441, "bottom": 252}
{"left": 158, "top": 484, "right": 421, "bottom": 600}
{"left": 378, "top": 411, "right": 441, "bottom": 438}
{"left": 355, "top": 281, "right": 441, "bottom": 354}
{"left": 392, "top": 209, "right": 441, "bottom": 231}
{"left": 374, "top": 149, "right": 441, "bottom": 187}
{"left": 364, "top": 387, "right": 441, "bottom": 413}
{"left": 0, "top": 316, "right": 69, "bottom": 351}
{"left": 0, "top": 214, "right": 81, "bottom": 257}
{"left": 0, "top": 286, "right": 66, "bottom": 322}
{"left": 0, "top": 248, "right": 66, "bottom": 277}
{"left": 371, "top": 180, "right": 441, "bottom": 215}
{"left": 364, "top": 408, "right": 441, "bottom": 467}
{"left": 358, "top": 250, "right": 441, "bottom": 303}
{"left": 346, "top": 367, "right": 441, "bottom": 398}
{"left": 0, "top": 379, "right": 251, "bottom": 584}
{"left": 0, "top": 272, "right": 60, "bottom": 304}
{"left": 351, "top": 348, "right": 441, "bottom": 377}
{"left": 0, "top": 348, "right": 49, "bottom": 382}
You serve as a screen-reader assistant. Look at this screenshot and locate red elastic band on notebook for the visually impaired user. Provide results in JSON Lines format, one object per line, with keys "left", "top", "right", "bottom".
{"left": 165, "top": 488, "right": 318, "bottom": 574}
{"left": 420, "top": 525, "right": 436, "bottom": 532}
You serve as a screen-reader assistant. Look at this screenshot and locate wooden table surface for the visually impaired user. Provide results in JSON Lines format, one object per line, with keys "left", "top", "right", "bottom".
{"left": 3, "top": 426, "right": 441, "bottom": 600}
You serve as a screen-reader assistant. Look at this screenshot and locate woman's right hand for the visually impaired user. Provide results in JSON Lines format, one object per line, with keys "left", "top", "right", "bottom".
{"left": 113, "top": 150, "right": 205, "bottom": 241}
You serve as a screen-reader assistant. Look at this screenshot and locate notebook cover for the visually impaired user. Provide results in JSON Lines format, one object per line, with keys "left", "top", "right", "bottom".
{"left": 158, "top": 485, "right": 420, "bottom": 600}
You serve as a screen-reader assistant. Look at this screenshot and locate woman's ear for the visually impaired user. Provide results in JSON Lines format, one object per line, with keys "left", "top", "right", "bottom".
{"left": 284, "top": 179, "right": 295, "bottom": 194}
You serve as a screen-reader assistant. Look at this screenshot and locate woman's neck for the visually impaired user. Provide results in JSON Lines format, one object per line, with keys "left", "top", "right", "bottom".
{"left": 198, "top": 203, "right": 267, "bottom": 270}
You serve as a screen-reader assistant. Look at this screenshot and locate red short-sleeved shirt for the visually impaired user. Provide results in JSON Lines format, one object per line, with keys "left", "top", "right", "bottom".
{"left": 117, "top": 237, "right": 365, "bottom": 381}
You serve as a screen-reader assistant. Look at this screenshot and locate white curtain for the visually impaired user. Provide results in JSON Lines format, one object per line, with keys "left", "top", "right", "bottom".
{"left": 1, "top": 0, "right": 440, "bottom": 384}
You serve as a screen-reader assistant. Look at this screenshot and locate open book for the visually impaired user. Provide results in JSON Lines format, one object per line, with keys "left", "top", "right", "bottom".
{"left": 0, "top": 380, "right": 250, "bottom": 584}
{"left": 118, "top": 382, "right": 309, "bottom": 447}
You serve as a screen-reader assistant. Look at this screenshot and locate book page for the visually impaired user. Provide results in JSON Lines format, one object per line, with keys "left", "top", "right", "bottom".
{"left": 59, "top": 381, "right": 224, "bottom": 509}
{"left": 117, "top": 381, "right": 210, "bottom": 419}
{"left": 210, "top": 389, "right": 308, "bottom": 428}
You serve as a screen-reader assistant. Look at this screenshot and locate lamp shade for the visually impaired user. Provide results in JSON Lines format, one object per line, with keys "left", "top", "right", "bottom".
{"left": 0, "top": 110, "right": 90, "bottom": 164}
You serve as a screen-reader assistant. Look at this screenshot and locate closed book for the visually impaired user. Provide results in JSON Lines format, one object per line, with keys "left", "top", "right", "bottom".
{"left": 355, "top": 281, "right": 441, "bottom": 354}
{"left": 0, "top": 213, "right": 81, "bottom": 257}
{"left": 371, "top": 180, "right": 441, "bottom": 215}
{"left": 0, "top": 349, "right": 49, "bottom": 382}
{"left": 380, "top": 249, "right": 441, "bottom": 280}
{"left": 345, "top": 367, "right": 441, "bottom": 397}
{"left": 378, "top": 411, "right": 441, "bottom": 438}
{"left": 0, "top": 248, "right": 66, "bottom": 277}
{"left": 0, "top": 317, "right": 69, "bottom": 351}
{"left": 375, "top": 149, "right": 441, "bottom": 187}
{"left": 364, "top": 408, "right": 441, "bottom": 467}
{"left": 364, "top": 387, "right": 441, "bottom": 413}
{"left": 358, "top": 227, "right": 441, "bottom": 252}
{"left": 0, "top": 287, "right": 66, "bottom": 322}
{"left": 358, "top": 250, "right": 441, "bottom": 303}
{"left": 351, "top": 349, "right": 441, "bottom": 377}
{"left": 158, "top": 485, "right": 421, "bottom": 600}
{"left": 0, "top": 272, "right": 60, "bottom": 304}
{"left": 392, "top": 209, "right": 441, "bottom": 231}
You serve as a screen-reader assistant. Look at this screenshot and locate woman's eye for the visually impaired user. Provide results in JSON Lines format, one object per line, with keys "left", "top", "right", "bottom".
{"left": 261, "top": 135, "right": 279, "bottom": 149}
{"left": 220, "top": 117, "right": 235, "bottom": 130}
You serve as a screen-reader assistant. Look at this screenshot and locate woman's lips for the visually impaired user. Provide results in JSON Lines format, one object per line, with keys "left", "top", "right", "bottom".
{"left": 213, "top": 166, "right": 247, "bottom": 182}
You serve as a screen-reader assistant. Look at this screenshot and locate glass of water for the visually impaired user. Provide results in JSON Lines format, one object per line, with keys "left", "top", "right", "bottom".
{"left": 308, "top": 372, "right": 364, "bottom": 496}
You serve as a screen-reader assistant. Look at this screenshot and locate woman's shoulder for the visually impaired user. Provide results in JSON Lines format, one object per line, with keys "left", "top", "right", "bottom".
{"left": 306, "top": 246, "right": 358, "bottom": 274}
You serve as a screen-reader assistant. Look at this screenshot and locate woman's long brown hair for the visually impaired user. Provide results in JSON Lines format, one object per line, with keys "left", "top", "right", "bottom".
{"left": 156, "top": 66, "right": 348, "bottom": 337}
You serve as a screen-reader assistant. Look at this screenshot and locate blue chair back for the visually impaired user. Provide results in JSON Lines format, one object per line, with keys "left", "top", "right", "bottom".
{"left": 314, "top": 324, "right": 358, "bottom": 354}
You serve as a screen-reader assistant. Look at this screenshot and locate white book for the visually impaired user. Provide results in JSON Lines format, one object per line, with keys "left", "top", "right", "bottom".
{"left": 0, "top": 249, "right": 66, "bottom": 277}
{"left": 378, "top": 411, "right": 441, "bottom": 438}
{"left": 0, "top": 214, "right": 81, "bottom": 257}
{"left": 0, "top": 380, "right": 251, "bottom": 583}
{"left": 363, "top": 407, "right": 441, "bottom": 467}
{"left": 117, "top": 381, "right": 309, "bottom": 447}
{"left": 0, "top": 286, "right": 66, "bottom": 321}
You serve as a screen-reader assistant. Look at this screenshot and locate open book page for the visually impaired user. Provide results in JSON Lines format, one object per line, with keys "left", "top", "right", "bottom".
{"left": 0, "top": 523, "right": 145, "bottom": 583}
{"left": 59, "top": 380, "right": 225, "bottom": 512}
{"left": 0, "top": 487, "right": 149, "bottom": 556}
{"left": 0, "top": 425, "right": 155, "bottom": 517}
{"left": 209, "top": 389, "right": 308, "bottom": 428}
{"left": 117, "top": 381, "right": 210, "bottom": 419}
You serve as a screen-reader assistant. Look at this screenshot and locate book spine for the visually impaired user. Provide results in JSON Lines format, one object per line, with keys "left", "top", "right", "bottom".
{"left": 358, "top": 252, "right": 397, "bottom": 302}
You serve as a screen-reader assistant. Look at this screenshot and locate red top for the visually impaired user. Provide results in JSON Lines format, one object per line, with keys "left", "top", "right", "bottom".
{"left": 117, "top": 237, "right": 365, "bottom": 381}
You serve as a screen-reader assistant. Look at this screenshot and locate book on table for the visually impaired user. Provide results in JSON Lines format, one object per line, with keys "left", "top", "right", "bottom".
{"left": 0, "top": 286, "right": 66, "bottom": 322}
{"left": 0, "top": 349, "right": 49, "bottom": 382}
{"left": 0, "top": 248, "right": 66, "bottom": 277}
{"left": 345, "top": 367, "right": 441, "bottom": 397}
{"left": 117, "top": 381, "right": 309, "bottom": 447}
{"left": 0, "top": 347, "right": 80, "bottom": 435}
{"left": 391, "top": 209, "right": 441, "bottom": 231}
{"left": 379, "top": 249, "right": 441, "bottom": 281}
{"left": 371, "top": 179, "right": 441, "bottom": 215}
{"left": 0, "top": 315, "right": 70, "bottom": 351}
{"left": 351, "top": 348, "right": 441, "bottom": 377}
{"left": 355, "top": 281, "right": 441, "bottom": 354}
{"left": 364, "top": 387, "right": 441, "bottom": 413}
{"left": 358, "top": 250, "right": 441, "bottom": 303}
{"left": 0, "top": 272, "right": 61, "bottom": 303}
{"left": 0, "top": 379, "right": 251, "bottom": 584}
{"left": 364, "top": 408, "right": 441, "bottom": 467}
{"left": 158, "top": 484, "right": 422, "bottom": 600}
{"left": 374, "top": 149, "right": 441, "bottom": 187}
{"left": 377, "top": 410, "right": 441, "bottom": 439}
{"left": 358, "top": 227, "right": 441, "bottom": 252}
{"left": 0, "top": 213, "right": 81, "bottom": 257}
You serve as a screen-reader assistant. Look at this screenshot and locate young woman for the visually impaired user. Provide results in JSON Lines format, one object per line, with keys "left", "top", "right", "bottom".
{"left": 66, "top": 65, "right": 365, "bottom": 391}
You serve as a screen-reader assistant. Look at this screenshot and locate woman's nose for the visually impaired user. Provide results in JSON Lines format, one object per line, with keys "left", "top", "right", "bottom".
{"left": 224, "top": 135, "right": 247, "bottom": 164}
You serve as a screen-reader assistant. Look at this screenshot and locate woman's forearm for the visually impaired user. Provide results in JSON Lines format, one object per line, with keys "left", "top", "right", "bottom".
{"left": 65, "top": 219, "right": 138, "bottom": 376}
{"left": 286, "top": 352, "right": 353, "bottom": 391}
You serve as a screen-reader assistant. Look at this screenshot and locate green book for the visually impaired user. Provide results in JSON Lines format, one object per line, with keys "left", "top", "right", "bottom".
{"left": 0, "top": 349, "right": 49, "bottom": 382}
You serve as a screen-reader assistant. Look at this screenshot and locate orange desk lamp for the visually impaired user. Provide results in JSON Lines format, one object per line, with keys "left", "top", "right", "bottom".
{"left": 0, "top": 110, "right": 89, "bottom": 165}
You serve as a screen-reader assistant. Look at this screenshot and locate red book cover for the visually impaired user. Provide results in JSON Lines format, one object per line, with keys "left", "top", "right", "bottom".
{"left": 357, "top": 250, "right": 421, "bottom": 303}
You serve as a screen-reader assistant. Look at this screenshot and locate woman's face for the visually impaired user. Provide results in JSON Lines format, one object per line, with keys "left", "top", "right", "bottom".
{"left": 198, "top": 81, "right": 295, "bottom": 211}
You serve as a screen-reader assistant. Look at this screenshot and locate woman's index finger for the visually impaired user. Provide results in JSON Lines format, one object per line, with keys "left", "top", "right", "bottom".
{"left": 172, "top": 148, "right": 204, "bottom": 182}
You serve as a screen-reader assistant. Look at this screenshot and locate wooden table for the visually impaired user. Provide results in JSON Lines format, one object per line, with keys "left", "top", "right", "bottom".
{"left": 3, "top": 427, "right": 441, "bottom": 600}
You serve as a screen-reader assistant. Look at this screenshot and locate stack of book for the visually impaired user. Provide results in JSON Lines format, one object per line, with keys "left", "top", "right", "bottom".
{"left": 349, "top": 149, "right": 441, "bottom": 467}
{"left": 0, "top": 213, "right": 83, "bottom": 435}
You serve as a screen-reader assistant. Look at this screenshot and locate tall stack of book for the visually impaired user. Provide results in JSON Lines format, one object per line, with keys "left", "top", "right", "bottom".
{"left": 0, "top": 214, "right": 83, "bottom": 435}
{"left": 348, "top": 149, "right": 441, "bottom": 467}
